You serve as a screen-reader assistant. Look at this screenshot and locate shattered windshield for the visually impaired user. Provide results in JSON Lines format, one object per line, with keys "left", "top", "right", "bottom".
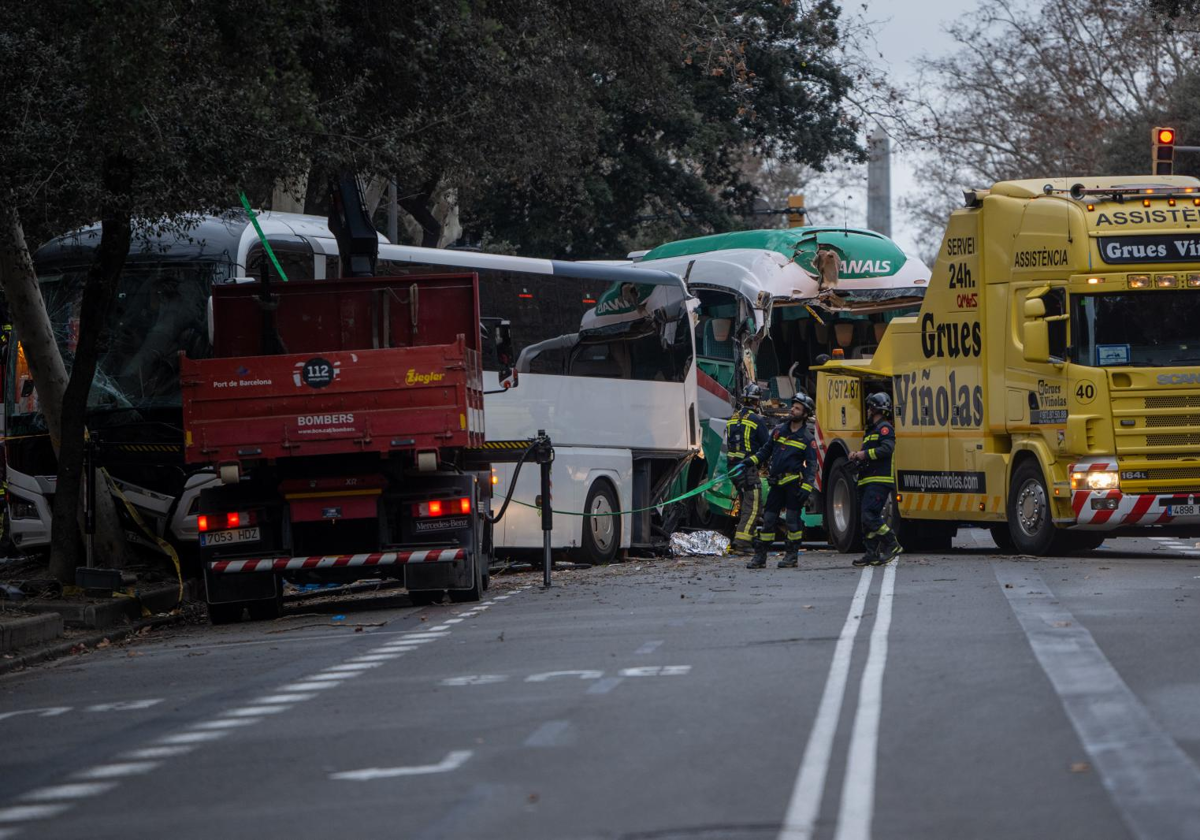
{"left": 1073, "top": 291, "right": 1200, "bottom": 367}
{"left": 8, "top": 261, "right": 219, "bottom": 433}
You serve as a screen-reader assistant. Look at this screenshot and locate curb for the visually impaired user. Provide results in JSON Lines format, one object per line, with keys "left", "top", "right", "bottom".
{"left": 0, "top": 613, "right": 63, "bottom": 653}
{"left": 0, "top": 613, "right": 186, "bottom": 678}
{"left": 20, "top": 581, "right": 190, "bottom": 629}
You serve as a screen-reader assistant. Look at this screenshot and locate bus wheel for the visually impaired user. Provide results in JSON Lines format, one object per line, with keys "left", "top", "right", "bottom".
{"left": 1008, "top": 460, "right": 1056, "bottom": 555}
{"left": 825, "top": 459, "right": 863, "bottom": 553}
{"left": 576, "top": 480, "right": 621, "bottom": 565}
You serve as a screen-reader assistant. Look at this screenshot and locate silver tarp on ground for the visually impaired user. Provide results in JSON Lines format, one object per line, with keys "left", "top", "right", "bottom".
{"left": 669, "top": 530, "right": 730, "bottom": 557}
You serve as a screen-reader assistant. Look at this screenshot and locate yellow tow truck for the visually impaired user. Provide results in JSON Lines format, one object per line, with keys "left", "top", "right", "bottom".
{"left": 815, "top": 175, "right": 1200, "bottom": 555}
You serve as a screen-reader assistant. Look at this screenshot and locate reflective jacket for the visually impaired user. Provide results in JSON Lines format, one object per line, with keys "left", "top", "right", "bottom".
{"left": 725, "top": 408, "right": 771, "bottom": 461}
{"left": 751, "top": 422, "right": 816, "bottom": 492}
{"left": 858, "top": 418, "right": 895, "bottom": 486}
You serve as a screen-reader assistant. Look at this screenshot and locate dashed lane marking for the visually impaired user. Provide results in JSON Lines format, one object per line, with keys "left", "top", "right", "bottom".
{"left": 222, "top": 705, "right": 290, "bottom": 717}
{"left": 190, "top": 718, "right": 262, "bottom": 730}
{"left": 524, "top": 721, "right": 573, "bottom": 748}
{"left": 634, "top": 640, "right": 664, "bottom": 655}
{"left": 157, "top": 731, "right": 232, "bottom": 745}
{"left": 586, "top": 677, "right": 624, "bottom": 695}
{"left": 122, "top": 746, "right": 193, "bottom": 760}
{"left": 74, "top": 762, "right": 159, "bottom": 780}
{"left": 20, "top": 783, "right": 117, "bottom": 802}
{"left": 0, "top": 804, "right": 72, "bottom": 822}
{"left": 330, "top": 750, "right": 474, "bottom": 781}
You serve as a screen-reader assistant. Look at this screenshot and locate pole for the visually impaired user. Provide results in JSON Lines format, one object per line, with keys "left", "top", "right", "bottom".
{"left": 867, "top": 126, "right": 892, "bottom": 237}
{"left": 84, "top": 437, "right": 96, "bottom": 569}
{"left": 536, "top": 430, "right": 553, "bottom": 587}
{"left": 387, "top": 178, "right": 399, "bottom": 244}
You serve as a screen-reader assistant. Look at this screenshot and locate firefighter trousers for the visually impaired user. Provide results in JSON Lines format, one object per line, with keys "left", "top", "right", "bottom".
{"left": 732, "top": 465, "right": 761, "bottom": 548}
{"left": 756, "top": 480, "right": 806, "bottom": 551}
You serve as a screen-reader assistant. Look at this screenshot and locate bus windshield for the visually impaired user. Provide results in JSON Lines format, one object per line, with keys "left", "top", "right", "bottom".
{"left": 9, "top": 261, "right": 218, "bottom": 434}
{"left": 1073, "top": 291, "right": 1200, "bottom": 367}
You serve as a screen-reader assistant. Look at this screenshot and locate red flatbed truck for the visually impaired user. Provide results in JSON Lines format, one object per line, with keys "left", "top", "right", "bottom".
{"left": 181, "top": 270, "right": 504, "bottom": 623}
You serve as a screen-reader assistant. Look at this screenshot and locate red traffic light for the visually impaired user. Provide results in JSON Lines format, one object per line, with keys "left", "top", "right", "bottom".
{"left": 1158, "top": 128, "right": 1176, "bottom": 145}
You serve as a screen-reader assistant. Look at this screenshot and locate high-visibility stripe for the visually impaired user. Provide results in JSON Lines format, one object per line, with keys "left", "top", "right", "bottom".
{"left": 209, "top": 548, "right": 465, "bottom": 573}
{"left": 758, "top": 532, "right": 776, "bottom": 542}
{"left": 780, "top": 439, "right": 808, "bottom": 450}
{"left": 786, "top": 531, "right": 804, "bottom": 541}
{"left": 857, "top": 476, "right": 893, "bottom": 486}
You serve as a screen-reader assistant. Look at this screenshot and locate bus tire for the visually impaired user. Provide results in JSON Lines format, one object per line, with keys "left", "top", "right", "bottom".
{"left": 825, "top": 459, "right": 863, "bottom": 553}
{"left": 1008, "top": 460, "right": 1056, "bottom": 555}
{"left": 576, "top": 480, "right": 621, "bottom": 565}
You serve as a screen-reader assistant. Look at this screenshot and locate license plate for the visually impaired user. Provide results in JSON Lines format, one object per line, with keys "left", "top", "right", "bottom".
{"left": 200, "top": 527, "right": 261, "bottom": 547}
{"left": 1168, "top": 505, "right": 1197, "bottom": 517}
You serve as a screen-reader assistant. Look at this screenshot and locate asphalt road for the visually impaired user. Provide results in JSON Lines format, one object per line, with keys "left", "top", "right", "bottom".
{"left": 1, "top": 530, "right": 1199, "bottom": 839}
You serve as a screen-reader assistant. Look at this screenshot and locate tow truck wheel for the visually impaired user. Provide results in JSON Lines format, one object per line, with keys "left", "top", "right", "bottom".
{"left": 1008, "top": 460, "right": 1056, "bottom": 555}
{"left": 208, "top": 603, "right": 243, "bottom": 625}
{"left": 825, "top": 459, "right": 863, "bottom": 553}
{"left": 575, "top": 480, "right": 621, "bottom": 566}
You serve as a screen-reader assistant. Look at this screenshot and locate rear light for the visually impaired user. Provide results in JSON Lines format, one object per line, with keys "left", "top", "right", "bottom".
{"left": 198, "top": 511, "right": 257, "bottom": 532}
{"left": 412, "top": 498, "right": 473, "bottom": 518}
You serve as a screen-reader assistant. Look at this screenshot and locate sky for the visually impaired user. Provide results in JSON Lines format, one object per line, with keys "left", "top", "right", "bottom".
{"left": 821, "top": 0, "right": 977, "bottom": 258}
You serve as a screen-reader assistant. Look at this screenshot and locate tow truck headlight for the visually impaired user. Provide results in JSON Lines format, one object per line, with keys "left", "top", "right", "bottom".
{"left": 1187, "top": 274, "right": 1200, "bottom": 288}
{"left": 1070, "top": 470, "right": 1119, "bottom": 491}
{"left": 1157, "top": 274, "right": 1179, "bottom": 288}
{"left": 1128, "top": 274, "right": 1151, "bottom": 289}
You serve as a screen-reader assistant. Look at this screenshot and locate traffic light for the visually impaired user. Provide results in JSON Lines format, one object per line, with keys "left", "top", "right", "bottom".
{"left": 1153, "top": 126, "right": 1176, "bottom": 175}
{"left": 787, "top": 194, "right": 806, "bottom": 228}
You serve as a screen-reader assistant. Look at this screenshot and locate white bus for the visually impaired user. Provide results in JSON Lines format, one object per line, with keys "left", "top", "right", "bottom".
{"left": 11, "top": 211, "right": 699, "bottom": 566}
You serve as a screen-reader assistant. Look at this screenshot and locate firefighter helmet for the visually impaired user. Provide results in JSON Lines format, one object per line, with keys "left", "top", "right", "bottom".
{"left": 793, "top": 391, "right": 816, "bottom": 416}
{"left": 865, "top": 392, "right": 892, "bottom": 416}
{"left": 741, "top": 383, "right": 764, "bottom": 405}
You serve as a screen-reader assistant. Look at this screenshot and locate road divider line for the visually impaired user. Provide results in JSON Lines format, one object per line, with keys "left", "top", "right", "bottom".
{"left": 996, "top": 563, "right": 1200, "bottom": 840}
{"left": 20, "top": 783, "right": 117, "bottom": 802}
{"left": 191, "top": 718, "right": 262, "bottom": 730}
{"left": 279, "top": 681, "right": 342, "bottom": 692}
{"left": 74, "top": 762, "right": 159, "bottom": 780}
{"left": 834, "top": 562, "right": 897, "bottom": 840}
{"left": 122, "top": 746, "right": 193, "bottom": 760}
{"left": 222, "top": 705, "right": 290, "bottom": 717}
{"left": 331, "top": 750, "right": 474, "bottom": 781}
{"left": 0, "top": 804, "right": 71, "bottom": 822}
{"left": 524, "top": 720, "right": 573, "bottom": 747}
{"left": 157, "top": 730, "right": 231, "bottom": 745}
{"left": 778, "top": 568, "right": 875, "bottom": 840}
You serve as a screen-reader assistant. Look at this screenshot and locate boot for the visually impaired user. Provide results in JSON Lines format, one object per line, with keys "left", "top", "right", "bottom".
{"left": 853, "top": 537, "right": 879, "bottom": 568}
{"left": 872, "top": 531, "right": 903, "bottom": 565}
{"left": 777, "top": 543, "right": 800, "bottom": 568}
{"left": 746, "top": 540, "right": 768, "bottom": 569}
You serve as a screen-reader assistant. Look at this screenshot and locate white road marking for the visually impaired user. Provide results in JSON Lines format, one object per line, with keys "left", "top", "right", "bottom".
{"left": 586, "top": 677, "right": 625, "bottom": 695}
{"left": 21, "top": 782, "right": 117, "bottom": 801}
{"left": 634, "top": 640, "right": 664, "bottom": 655}
{"left": 524, "top": 720, "right": 573, "bottom": 747}
{"left": 301, "top": 673, "right": 354, "bottom": 683}
{"left": 619, "top": 665, "right": 691, "bottom": 677}
{"left": 525, "top": 670, "right": 603, "bottom": 682}
{"left": 996, "top": 563, "right": 1200, "bottom": 840}
{"left": 0, "top": 804, "right": 72, "bottom": 822}
{"left": 331, "top": 750, "right": 474, "bottom": 781}
{"left": 778, "top": 567, "right": 875, "bottom": 840}
{"left": 0, "top": 707, "right": 70, "bottom": 723}
{"left": 350, "top": 654, "right": 403, "bottom": 662}
{"left": 254, "top": 693, "right": 317, "bottom": 704}
{"left": 427, "top": 624, "right": 453, "bottom": 631}
{"left": 441, "top": 675, "right": 508, "bottom": 686}
{"left": 157, "top": 731, "right": 231, "bottom": 745}
{"left": 321, "top": 662, "right": 382, "bottom": 673}
{"left": 122, "top": 746, "right": 194, "bottom": 760}
{"left": 84, "top": 699, "right": 163, "bottom": 712}
{"left": 222, "top": 705, "right": 290, "bottom": 717}
{"left": 280, "top": 681, "right": 342, "bottom": 691}
{"left": 443, "top": 618, "right": 465, "bottom": 624}
{"left": 74, "top": 762, "right": 159, "bottom": 780}
{"left": 190, "top": 718, "right": 262, "bottom": 730}
{"left": 834, "top": 561, "right": 898, "bottom": 840}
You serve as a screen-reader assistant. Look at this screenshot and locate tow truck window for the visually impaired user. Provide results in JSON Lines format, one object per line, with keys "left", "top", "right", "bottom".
{"left": 1044, "top": 287, "right": 1068, "bottom": 361}
{"left": 1073, "top": 290, "right": 1200, "bottom": 367}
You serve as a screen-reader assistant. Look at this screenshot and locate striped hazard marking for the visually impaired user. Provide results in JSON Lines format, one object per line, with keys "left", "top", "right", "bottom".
{"left": 210, "top": 549, "right": 465, "bottom": 574}
{"left": 900, "top": 493, "right": 1003, "bottom": 514}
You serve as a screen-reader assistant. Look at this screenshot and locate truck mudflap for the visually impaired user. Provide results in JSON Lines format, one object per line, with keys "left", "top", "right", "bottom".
{"left": 209, "top": 548, "right": 466, "bottom": 573}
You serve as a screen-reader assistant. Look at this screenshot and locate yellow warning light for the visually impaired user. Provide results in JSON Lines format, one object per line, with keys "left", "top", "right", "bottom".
{"left": 1143, "top": 198, "right": 1152, "bottom": 207}
{"left": 1087, "top": 277, "right": 1102, "bottom": 285}
{"left": 1159, "top": 128, "right": 1176, "bottom": 145}
{"left": 1086, "top": 203, "right": 1095, "bottom": 211}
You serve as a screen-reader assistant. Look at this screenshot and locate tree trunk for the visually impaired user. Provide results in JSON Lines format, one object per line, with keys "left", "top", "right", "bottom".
{"left": 47, "top": 158, "right": 135, "bottom": 582}
{"left": 398, "top": 176, "right": 445, "bottom": 249}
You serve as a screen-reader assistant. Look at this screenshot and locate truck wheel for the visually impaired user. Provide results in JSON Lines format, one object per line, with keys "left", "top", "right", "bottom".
{"left": 409, "top": 590, "right": 443, "bottom": 607}
{"left": 1055, "top": 532, "right": 1106, "bottom": 554}
{"left": 825, "top": 459, "right": 863, "bottom": 553}
{"left": 990, "top": 524, "right": 1017, "bottom": 553}
{"left": 247, "top": 597, "right": 282, "bottom": 622}
{"left": 575, "top": 480, "right": 621, "bottom": 565}
{"left": 208, "top": 603, "right": 243, "bottom": 625}
{"left": 1007, "top": 460, "right": 1056, "bottom": 555}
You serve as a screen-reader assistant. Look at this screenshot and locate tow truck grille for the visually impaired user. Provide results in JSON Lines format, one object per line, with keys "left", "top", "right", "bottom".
{"left": 1145, "top": 395, "right": 1200, "bottom": 409}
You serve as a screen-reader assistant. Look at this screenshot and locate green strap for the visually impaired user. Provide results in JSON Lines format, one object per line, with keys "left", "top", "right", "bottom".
{"left": 512, "top": 465, "right": 742, "bottom": 517}
{"left": 239, "top": 192, "right": 289, "bottom": 282}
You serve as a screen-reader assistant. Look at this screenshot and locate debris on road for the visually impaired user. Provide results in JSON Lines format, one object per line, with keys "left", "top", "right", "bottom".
{"left": 669, "top": 531, "right": 730, "bottom": 557}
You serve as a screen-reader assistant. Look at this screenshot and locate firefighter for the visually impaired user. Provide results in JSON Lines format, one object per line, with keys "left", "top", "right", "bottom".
{"left": 726, "top": 383, "right": 771, "bottom": 552}
{"left": 849, "top": 391, "right": 902, "bottom": 566}
{"left": 745, "top": 392, "right": 817, "bottom": 569}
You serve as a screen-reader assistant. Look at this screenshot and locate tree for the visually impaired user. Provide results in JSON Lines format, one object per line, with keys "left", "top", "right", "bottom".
{"left": 0, "top": 0, "right": 317, "bottom": 581}
{"left": 895, "top": 0, "right": 1200, "bottom": 258}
